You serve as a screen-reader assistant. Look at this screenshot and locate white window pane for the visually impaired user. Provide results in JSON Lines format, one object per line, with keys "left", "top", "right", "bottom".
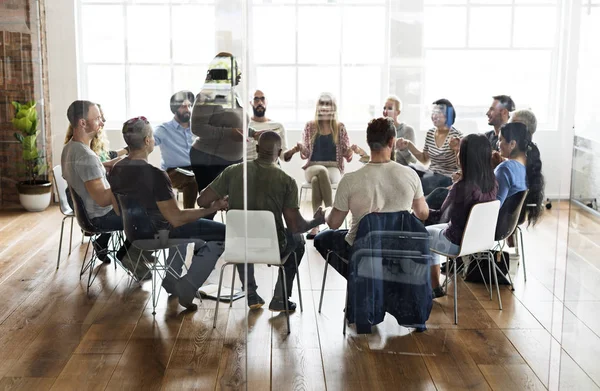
{"left": 424, "top": 0, "right": 466, "bottom": 4}
{"left": 514, "top": 6, "right": 557, "bottom": 47}
{"left": 297, "top": 67, "right": 340, "bottom": 121}
{"left": 515, "top": 0, "right": 557, "bottom": 3}
{"left": 86, "top": 65, "right": 126, "bottom": 121}
{"left": 253, "top": 0, "right": 294, "bottom": 4}
{"left": 172, "top": 6, "right": 215, "bottom": 64}
{"left": 127, "top": 5, "right": 170, "bottom": 63}
{"left": 252, "top": 6, "right": 295, "bottom": 64}
{"left": 425, "top": 50, "right": 552, "bottom": 128}
{"left": 129, "top": 66, "right": 172, "bottom": 121}
{"left": 340, "top": 67, "right": 381, "bottom": 124}
{"left": 173, "top": 65, "right": 206, "bottom": 95}
{"left": 471, "top": 0, "right": 511, "bottom": 4}
{"left": 298, "top": 0, "right": 340, "bottom": 3}
{"left": 468, "top": 7, "right": 512, "bottom": 47}
{"left": 255, "top": 66, "right": 297, "bottom": 116}
{"left": 298, "top": 7, "right": 341, "bottom": 64}
{"left": 424, "top": 7, "right": 467, "bottom": 47}
{"left": 575, "top": 8, "right": 600, "bottom": 134}
{"left": 81, "top": 5, "right": 124, "bottom": 63}
{"left": 342, "top": 7, "right": 386, "bottom": 64}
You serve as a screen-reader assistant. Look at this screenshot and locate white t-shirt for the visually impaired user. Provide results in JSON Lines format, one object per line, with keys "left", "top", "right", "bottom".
{"left": 246, "top": 120, "right": 287, "bottom": 161}
{"left": 333, "top": 161, "right": 424, "bottom": 245}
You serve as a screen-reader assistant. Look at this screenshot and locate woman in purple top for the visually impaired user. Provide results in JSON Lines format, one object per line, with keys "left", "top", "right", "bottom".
{"left": 426, "top": 134, "right": 498, "bottom": 297}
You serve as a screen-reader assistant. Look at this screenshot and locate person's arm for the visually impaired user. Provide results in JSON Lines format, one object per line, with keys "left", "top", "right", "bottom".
{"left": 398, "top": 125, "right": 417, "bottom": 164}
{"left": 102, "top": 156, "right": 124, "bottom": 170}
{"left": 325, "top": 207, "right": 348, "bottom": 230}
{"left": 283, "top": 144, "right": 300, "bottom": 162}
{"left": 279, "top": 124, "right": 288, "bottom": 160}
{"left": 412, "top": 197, "right": 429, "bottom": 221}
{"left": 407, "top": 139, "right": 429, "bottom": 164}
{"left": 110, "top": 191, "right": 120, "bottom": 216}
{"left": 197, "top": 186, "right": 221, "bottom": 208}
{"left": 84, "top": 178, "right": 114, "bottom": 207}
{"left": 191, "top": 103, "right": 243, "bottom": 142}
{"left": 298, "top": 122, "right": 312, "bottom": 159}
{"left": 157, "top": 197, "right": 224, "bottom": 228}
{"left": 282, "top": 207, "right": 325, "bottom": 234}
{"left": 339, "top": 124, "right": 353, "bottom": 161}
{"left": 494, "top": 164, "right": 511, "bottom": 205}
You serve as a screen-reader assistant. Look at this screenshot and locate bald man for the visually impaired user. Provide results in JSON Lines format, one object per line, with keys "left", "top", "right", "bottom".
{"left": 247, "top": 90, "right": 288, "bottom": 161}
{"left": 198, "top": 131, "right": 324, "bottom": 312}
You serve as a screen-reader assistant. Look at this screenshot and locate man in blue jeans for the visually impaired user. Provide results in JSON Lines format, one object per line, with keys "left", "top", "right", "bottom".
{"left": 108, "top": 116, "right": 229, "bottom": 311}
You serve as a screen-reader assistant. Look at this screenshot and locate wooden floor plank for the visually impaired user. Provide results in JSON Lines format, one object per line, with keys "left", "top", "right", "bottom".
{"left": 0, "top": 377, "right": 56, "bottom": 391}
{"left": 50, "top": 354, "right": 121, "bottom": 391}
{"left": 479, "top": 364, "right": 546, "bottom": 391}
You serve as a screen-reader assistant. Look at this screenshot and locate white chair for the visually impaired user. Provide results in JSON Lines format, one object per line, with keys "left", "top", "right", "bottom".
{"left": 52, "top": 165, "right": 76, "bottom": 270}
{"left": 212, "top": 210, "right": 302, "bottom": 334}
{"left": 430, "top": 200, "right": 501, "bottom": 324}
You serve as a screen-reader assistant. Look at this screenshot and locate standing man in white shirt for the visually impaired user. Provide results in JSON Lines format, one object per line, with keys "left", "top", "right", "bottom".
{"left": 154, "top": 91, "right": 198, "bottom": 208}
{"left": 247, "top": 90, "right": 288, "bottom": 162}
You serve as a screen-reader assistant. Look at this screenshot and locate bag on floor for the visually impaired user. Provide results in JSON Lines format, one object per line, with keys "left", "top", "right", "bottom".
{"left": 463, "top": 251, "right": 511, "bottom": 285}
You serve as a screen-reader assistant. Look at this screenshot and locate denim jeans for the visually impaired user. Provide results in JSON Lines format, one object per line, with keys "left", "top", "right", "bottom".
{"left": 426, "top": 224, "right": 460, "bottom": 265}
{"left": 314, "top": 229, "right": 352, "bottom": 278}
{"left": 421, "top": 172, "right": 452, "bottom": 196}
{"left": 90, "top": 209, "right": 129, "bottom": 258}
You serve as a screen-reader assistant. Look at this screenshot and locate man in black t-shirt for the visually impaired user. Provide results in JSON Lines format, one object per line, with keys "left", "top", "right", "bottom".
{"left": 485, "top": 95, "right": 515, "bottom": 151}
{"left": 109, "top": 116, "right": 228, "bottom": 311}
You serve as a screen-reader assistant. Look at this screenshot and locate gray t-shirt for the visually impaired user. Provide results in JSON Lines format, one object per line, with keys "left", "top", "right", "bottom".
{"left": 61, "top": 140, "right": 112, "bottom": 219}
{"left": 394, "top": 122, "right": 417, "bottom": 166}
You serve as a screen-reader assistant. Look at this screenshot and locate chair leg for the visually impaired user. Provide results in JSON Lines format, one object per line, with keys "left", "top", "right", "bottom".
{"left": 453, "top": 258, "right": 458, "bottom": 325}
{"left": 293, "top": 253, "right": 303, "bottom": 312}
{"left": 68, "top": 217, "right": 74, "bottom": 255}
{"left": 489, "top": 253, "right": 493, "bottom": 301}
{"left": 81, "top": 239, "right": 91, "bottom": 277}
{"left": 280, "top": 266, "right": 291, "bottom": 334}
{"left": 57, "top": 217, "right": 66, "bottom": 270}
{"left": 213, "top": 263, "right": 228, "bottom": 329}
{"left": 498, "top": 247, "right": 515, "bottom": 291}
{"left": 343, "top": 287, "right": 348, "bottom": 335}
{"left": 318, "top": 252, "right": 331, "bottom": 313}
{"left": 229, "top": 265, "right": 235, "bottom": 308}
{"left": 490, "top": 251, "right": 503, "bottom": 310}
{"left": 519, "top": 227, "right": 527, "bottom": 282}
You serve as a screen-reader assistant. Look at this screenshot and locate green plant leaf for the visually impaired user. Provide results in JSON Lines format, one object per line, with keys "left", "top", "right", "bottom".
{"left": 11, "top": 101, "right": 21, "bottom": 111}
{"left": 14, "top": 132, "right": 24, "bottom": 143}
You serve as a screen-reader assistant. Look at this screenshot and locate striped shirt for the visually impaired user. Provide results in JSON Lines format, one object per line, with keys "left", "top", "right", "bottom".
{"left": 423, "top": 127, "right": 463, "bottom": 177}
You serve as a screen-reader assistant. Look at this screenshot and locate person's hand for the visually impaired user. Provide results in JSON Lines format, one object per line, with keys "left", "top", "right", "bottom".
{"left": 396, "top": 138, "right": 410, "bottom": 150}
{"left": 295, "top": 142, "right": 303, "bottom": 153}
{"left": 452, "top": 170, "right": 462, "bottom": 183}
{"left": 313, "top": 206, "right": 325, "bottom": 224}
{"left": 211, "top": 196, "right": 229, "bottom": 211}
{"left": 491, "top": 150, "right": 504, "bottom": 168}
{"left": 449, "top": 136, "right": 460, "bottom": 153}
{"left": 350, "top": 144, "right": 360, "bottom": 154}
{"left": 253, "top": 130, "right": 265, "bottom": 141}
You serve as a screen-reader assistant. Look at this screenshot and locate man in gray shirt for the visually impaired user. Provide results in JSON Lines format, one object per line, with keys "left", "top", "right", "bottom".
{"left": 61, "top": 100, "right": 135, "bottom": 271}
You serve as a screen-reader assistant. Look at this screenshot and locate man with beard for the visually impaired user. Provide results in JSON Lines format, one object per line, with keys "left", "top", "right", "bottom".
{"left": 485, "top": 95, "right": 515, "bottom": 151}
{"left": 154, "top": 90, "right": 198, "bottom": 208}
{"left": 247, "top": 90, "right": 288, "bottom": 162}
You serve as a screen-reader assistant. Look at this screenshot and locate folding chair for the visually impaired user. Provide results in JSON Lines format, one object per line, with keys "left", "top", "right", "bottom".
{"left": 52, "top": 165, "right": 76, "bottom": 269}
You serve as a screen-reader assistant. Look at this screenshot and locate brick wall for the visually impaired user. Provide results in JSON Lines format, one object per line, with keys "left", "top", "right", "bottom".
{"left": 0, "top": 0, "right": 50, "bottom": 207}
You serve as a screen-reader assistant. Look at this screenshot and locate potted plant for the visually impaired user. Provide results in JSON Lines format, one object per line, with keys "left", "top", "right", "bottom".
{"left": 12, "top": 100, "right": 51, "bottom": 212}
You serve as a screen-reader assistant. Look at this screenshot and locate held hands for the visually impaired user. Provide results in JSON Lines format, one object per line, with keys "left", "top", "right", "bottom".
{"left": 451, "top": 170, "right": 462, "bottom": 184}
{"left": 449, "top": 136, "right": 461, "bottom": 153}
{"left": 210, "top": 196, "right": 229, "bottom": 212}
{"left": 314, "top": 206, "right": 326, "bottom": 225}
{"left": 396, "top": 138, "right": 410, "bottom": 151}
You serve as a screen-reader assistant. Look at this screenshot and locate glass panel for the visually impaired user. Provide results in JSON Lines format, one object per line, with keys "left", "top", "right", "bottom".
{"left": 341, "top": 6, "right": 386, "bottom": 64}
{"left": 423, "top": 6, "right": 467, "bottom": 47}
{"left": 126, "top": 5, "right": 171, "bottom": 63}
{"left": 255, "top": 66, "right": 297, "bottom": 122}
{"left": 129, "top": 65, "right": 172, "bottom": 121}
{"left": 468, "top": 7, "right": 512, "bottom": 48}
{"left": 172, "top": 5, "right": 216, "bottom": 64}
{"left": 252, "top": 6, "right": 296, "bottom": 64}
{"left": 173, "top": 65, "right": 207, "bottom": 94}
{"left": 297, "top": 7, "right": 341, "bottom": 64}
{"left": 297, "top": 66, "right": 340, "bottom": 120}
{"left": 513, "top": 6, "right": 557, "bottom": 47}
{"left": 80, "top": 5, "right": 124, "bottom": 63}
{"left": 340, "top": 66, "right": 381, "bottom": 124}
{"left": 86, "top": 65, "right": 126, "bottom": 121}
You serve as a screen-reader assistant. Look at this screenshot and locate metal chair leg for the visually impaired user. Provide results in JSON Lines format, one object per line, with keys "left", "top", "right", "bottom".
{"left": 453, "top": 258, "right": 458, "bottom": 325}
{"left": 318, "top": 252, "right": 331, "bottom": 313}
{"left": 57, "top": 217, "right": 66, "bottom": 270}
{"left": 213, "top": 263, "right": 228, "bottom": 329}
{"left": 519, "top": 227, "right": 527, "bottom": 282}
{"left": 489, "top": 253, "right": 493, "bottom": 301}
{"left": 343, "top": 287, "right": 348, "bottom": 335}
{"left": 68, "top": 217, "right": 74, "bottom": 255}
{"left": 293, "top": 253, "right": 303, "bottom": 312}
{"left": 490, "top": 251, "right": 503, "bottom": 310}
{"left": 280, "top": 266, "right": 291, "bottom": 334}
{"left": 229, "top": 265, "right": 235, "bottom": 308}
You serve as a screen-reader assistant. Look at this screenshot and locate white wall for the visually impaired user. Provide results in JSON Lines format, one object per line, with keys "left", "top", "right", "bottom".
{"left": 45, "top": 1, "right": 572, "bottom": 199}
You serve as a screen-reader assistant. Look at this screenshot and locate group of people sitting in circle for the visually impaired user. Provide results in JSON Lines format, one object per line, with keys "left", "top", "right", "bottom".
{"left": 60, "top": 51, "right": 544, "bottom": 313}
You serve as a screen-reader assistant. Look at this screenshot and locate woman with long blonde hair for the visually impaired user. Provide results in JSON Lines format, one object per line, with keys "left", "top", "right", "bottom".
{"left": 284, "top": 92, "right": 357, "bottom": 238}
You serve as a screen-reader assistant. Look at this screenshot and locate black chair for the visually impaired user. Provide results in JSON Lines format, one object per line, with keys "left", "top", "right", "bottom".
{"left": 116, "top": 193, "right": 205, "bottom": 315}
{"left": 69, "top": 187, "right": 122, "bottom": 293}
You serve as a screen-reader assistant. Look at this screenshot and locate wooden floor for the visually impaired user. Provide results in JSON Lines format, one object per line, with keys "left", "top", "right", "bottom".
{"left": 0, "top": 202, "right": 599, "bottom": 390}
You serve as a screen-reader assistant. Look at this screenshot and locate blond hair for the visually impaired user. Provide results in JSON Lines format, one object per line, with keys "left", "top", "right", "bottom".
{"left": 64, "top": 124, "right": 110, "bottom": 156}
{"left": 312, "top": 92, "right": 339, "bottom": 145}
{"left": 385, "top": 95, "right": 402, "bottom": 111}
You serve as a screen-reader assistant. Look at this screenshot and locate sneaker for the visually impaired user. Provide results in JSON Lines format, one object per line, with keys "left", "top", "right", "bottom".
{"left": 433, "top": 286, "right": 446, "bottom": 299}
{"left": 174, "top": 278, "right": 198, "bottom": 311}
{"left": 247, "top": 292, "right": 265, "bottom": 309}
{"left": 268, "top": 297, "right": 296, "bottom": 312}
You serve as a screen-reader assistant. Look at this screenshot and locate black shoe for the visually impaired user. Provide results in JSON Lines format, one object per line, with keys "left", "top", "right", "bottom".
{"left": 162, "top": 277, "right": 177, "bottom": 295}
{"left": 269, "top": 297, "right": 296, "bottom": 312}
{"left": 174, "top": 278, "right": 198, "bottom": 311}
{"left": 247, "top": 292, "right": 265, "bottom": 309}
{"left": 96, "top": 250, "right": 111, "bottom": 264}
{"left": 433, "top": 286, "right": 446, "bottom": 298}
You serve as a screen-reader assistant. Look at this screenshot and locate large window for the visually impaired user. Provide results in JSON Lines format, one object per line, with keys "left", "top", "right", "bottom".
{"left": 77, "top": 0, "right": 563, "bottom": 131}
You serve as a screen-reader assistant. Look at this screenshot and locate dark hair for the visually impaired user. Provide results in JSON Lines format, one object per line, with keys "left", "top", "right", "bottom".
{"left": 433, "top": 98, "right": 456, "bottom": 126}
{"left": 67, "top": 100, "right": 95, "bottom": 127}
{"left": 459, "top": 134, "right": 496, "bottom": 194}
{"left": 493, "top": 95, "right": 515, "bottom": 112}
{"left": 170, "top": 90, "right": 195, "bottom": 114}
{"left": 500, "top": 122, "right": 545, "bottom": 226}
{"left": 367, "top": 117, "right": 396, "bottom": 151}
{"left": 122, "top": 117, "right": 152, "bottom": 151}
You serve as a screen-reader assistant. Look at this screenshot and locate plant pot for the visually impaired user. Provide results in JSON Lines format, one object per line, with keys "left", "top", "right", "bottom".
{"left": 17, "top": 180, "right": 52, "bottom": 212}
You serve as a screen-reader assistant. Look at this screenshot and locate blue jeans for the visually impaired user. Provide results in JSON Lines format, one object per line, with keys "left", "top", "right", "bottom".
{"left": 426, "top": 224, "right": 460, "bottom": 265}
{"left": 421, "top": 172, "right": 452, "bottom": 196}
{"left": 90, "top": 209, "right": 129, "bottom": 258}
{"left": 314, "top": 229, "right": 352, "bottom": 278}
